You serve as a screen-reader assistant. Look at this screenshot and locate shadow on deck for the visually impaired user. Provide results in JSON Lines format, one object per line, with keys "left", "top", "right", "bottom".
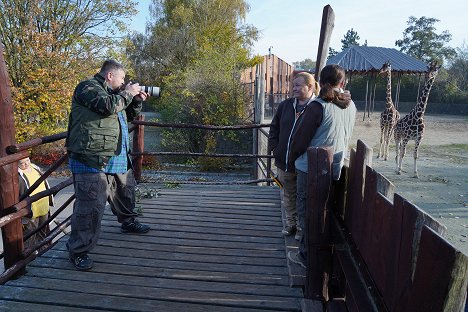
{"left": 0, "top": 183, "right": 304, "bottom": 311}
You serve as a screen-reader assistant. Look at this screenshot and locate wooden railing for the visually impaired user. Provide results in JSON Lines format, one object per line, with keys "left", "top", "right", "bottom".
{"left": 301, "top": 140, "right": 468, "bottom": 311}
{"left": 0, "top": 116, "right": 276, "bottom": 282}
{"left": 130, "top": 115, "right": 274, "bottom": 184}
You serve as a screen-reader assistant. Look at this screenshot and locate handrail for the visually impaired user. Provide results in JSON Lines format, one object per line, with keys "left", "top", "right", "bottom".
{"left": 23, "top": 194, "right": 75, "bottom": 241}
{"left": 0, "top": 150, "right": 30, "bottom": 167}
{"left": 131, "top": 151, "right": 273, "bottom": 158}
{"left": 6, "top": 132, "right": 67, "bottom": 154}
{"left": 0, "top": 218, "right": 71, "bottom": 284}
{"left": 131, "top": 120, "right": 270, "bottom": 130}
{"left": 0, "top": 178, "right": 73, "bottom": 226}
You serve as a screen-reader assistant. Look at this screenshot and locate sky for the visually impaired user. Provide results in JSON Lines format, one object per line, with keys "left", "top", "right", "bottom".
{"left": 129, "top": 0, "right": 467, "bottom": 65}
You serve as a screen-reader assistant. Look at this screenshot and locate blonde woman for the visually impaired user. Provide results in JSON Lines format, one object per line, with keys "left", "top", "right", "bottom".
{"left": 268, "top": 72, "right": 320, "bottom": 238}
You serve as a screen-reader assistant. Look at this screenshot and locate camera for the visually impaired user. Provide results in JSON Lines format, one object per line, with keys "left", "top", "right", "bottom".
{"left": 140, "top": 85, "right": 161, "bottom": 97}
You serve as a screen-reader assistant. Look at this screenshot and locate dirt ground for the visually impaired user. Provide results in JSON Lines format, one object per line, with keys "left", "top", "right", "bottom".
{"left": 350, "top": 113, "right": 468, "bottom": 256}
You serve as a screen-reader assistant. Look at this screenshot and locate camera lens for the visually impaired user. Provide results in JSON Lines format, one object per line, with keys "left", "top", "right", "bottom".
{"left": 140, "top": 85, "right": 161, "bottom": 97}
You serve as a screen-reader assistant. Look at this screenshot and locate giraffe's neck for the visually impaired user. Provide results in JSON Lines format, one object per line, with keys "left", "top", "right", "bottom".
{"left": 385, "top": 69, "right": 393, "bottom": 109}
{"left": 411, "top": 75, "right": 436, "bottom": 118}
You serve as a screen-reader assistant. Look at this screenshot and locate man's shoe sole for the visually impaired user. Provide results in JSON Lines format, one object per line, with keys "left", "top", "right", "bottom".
{"left": 121, "top": 228, "right": 150, "bottom": 234}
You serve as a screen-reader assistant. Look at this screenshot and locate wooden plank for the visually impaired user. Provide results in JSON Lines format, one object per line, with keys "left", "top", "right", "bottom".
{"left": 51, "top": 239, "right": 287, "bottom": 264}
{"left": 391, "top": 194, "right": 447, "bottom": 311}
{"left": 40, "top": 249, "right": 290, "bottom": 276}
{"left": 327, "top": 299, "right": 348, "bottom": 312}
{"left": 344, "top": 140, "right": 372, "bottom": 247}
{"left": 0, "top": 301, "right": 94, "bottom": 312}
{"left": 0, "top": 285, "right": 282, "bottom": 312}
{"left": 8, "top": 276, "right": 301, "bottom": 311}
{"left": 302, "top": 298, "right": 324, "bottom": 312}
{"left": 19, "top": 265, "right": 302, "bottom": 297}
{"left": 98, "top": 229, "right": 284, "bottom": 249}
{"left": 359, "top": 168, "right": 401, "bottom": 307}
{"left": 102, "top": 214, "right": 282, "bottom": 232}
{"left": 304, "top": 147, "right": 333, "bottom": 300}
{"left": 335, "top": 250, "right": 378, "bottom": 312}
{"left": 402, "top": 226, "right": 468, "bottom": 312}
{"left": 314, "top": 4, "right": 335, "bottom": 80}
{"left": 100, "top": 224, "right": 284, "bottom": 244}
{"left": 0, "top": 184, "right": 303, "bottom": 311}
{"left": 134, "top": 205, "right": 282, "bottom": 221}
{"left": 0, "top": 46, "right": 24, "bottom": 273}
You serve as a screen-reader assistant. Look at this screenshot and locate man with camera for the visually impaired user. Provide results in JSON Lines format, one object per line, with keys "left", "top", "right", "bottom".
{"left": 65, "top": 59, "right": 151, "bottom": 271}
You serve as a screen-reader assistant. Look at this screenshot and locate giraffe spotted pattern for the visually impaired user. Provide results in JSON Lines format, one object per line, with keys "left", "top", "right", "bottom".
{"left": 394, "top": 61, "right": 441, "bottom": 178}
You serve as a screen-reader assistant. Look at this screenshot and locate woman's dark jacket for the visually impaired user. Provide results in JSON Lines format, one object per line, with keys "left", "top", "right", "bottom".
{"left": 268, "top": 98, "right": 297, "bottom": 172}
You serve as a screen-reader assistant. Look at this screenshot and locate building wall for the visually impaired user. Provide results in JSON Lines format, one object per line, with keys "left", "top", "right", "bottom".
{"left": 241, "top": 54, "right": 294, "bottom": 117}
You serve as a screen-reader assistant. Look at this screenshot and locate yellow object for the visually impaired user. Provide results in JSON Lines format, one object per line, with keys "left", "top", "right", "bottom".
{"left": 270, "top": 173, "right": 283, "bottom": 188}
{"left": 23, "top": 169, "right": 49, "bottom": 218}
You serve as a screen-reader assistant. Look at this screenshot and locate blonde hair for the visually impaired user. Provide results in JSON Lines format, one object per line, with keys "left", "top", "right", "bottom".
{"left": 294, "top": 72, "right": 320, "bottom": 96}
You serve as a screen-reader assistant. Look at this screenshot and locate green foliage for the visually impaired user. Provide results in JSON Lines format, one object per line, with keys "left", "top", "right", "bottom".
{"left": 127, "top": 0, "right": 259, "bottom": 170}
{"left": 292, "top": 58, "right": 315, "bottom": 70}
{"left": 0, "top": 0, "right": 138, "bottom": 142}
{"left": 445, "top": 44, "right": 468, "bottom": 102}
{"left": 327, "top": 28, "right": 365, "bottom": 60}
{"left": 328, "top": 47, "right": 339, "bottom": 59}
{"left": 395, "top": 16, "right": 456, "bottom": 64}
{"left": 341, "top": 28, "right": 362, "bottom": 50}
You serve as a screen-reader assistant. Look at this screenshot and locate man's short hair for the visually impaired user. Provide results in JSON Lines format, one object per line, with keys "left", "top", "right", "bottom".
{"left": 100, "top": 60, "right": 124, "bottom": 75}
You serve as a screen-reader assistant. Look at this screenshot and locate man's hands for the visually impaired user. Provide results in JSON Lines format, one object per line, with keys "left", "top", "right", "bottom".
{"left": 124, "top": 82, "right": 149, "bottom": 101}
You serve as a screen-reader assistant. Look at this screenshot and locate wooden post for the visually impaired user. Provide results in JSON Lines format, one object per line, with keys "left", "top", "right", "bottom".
{"left": 253, "top": 63, "right": 265, "bottom": 181}
{"left": 132, "top": 114, "right": 145, "bottom": 182}
{"left": 314, "top": 5, "right": 335, "bottom": 81}
{"left": 0, "top": 47, "right": 24, "bottom": 274}
{"left": 304, "top": 146, "right": 333, "bottom": 301}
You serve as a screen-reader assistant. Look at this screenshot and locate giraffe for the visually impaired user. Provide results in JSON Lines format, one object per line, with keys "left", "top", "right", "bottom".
{"left": 377, "top": 61, "right": 400, "bottom": 160}
{"left": 394, "top": 61, "right": 441, "bottom": 178}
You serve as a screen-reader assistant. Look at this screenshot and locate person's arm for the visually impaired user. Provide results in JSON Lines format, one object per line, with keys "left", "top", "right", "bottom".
{"left": 126, "top": 98, "right": 144, "bottom": 121}
{"left": 268, "top": 103, "right": 283, "bottom": 153}
{"left": 74, "top": 81, "right": 138, "bottom": 116}
{"left": 288, "top": 103, "right": 323, "bottom": 165}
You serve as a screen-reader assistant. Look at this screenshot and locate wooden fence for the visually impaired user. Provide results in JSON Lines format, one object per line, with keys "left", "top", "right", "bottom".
{"left": 302, "top": 140, "right": 468, "bottom": 311}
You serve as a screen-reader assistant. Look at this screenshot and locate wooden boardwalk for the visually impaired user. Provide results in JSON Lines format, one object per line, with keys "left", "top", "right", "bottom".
{"left": 0, "top": 183, "right": 303, "bottom": 311}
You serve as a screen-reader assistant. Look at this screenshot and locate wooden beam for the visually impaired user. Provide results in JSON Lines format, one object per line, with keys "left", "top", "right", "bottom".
{"left": 314, "top": 5, "right": 335, "bottom": 81}
{"left": 0, "top": 47, "right": 24, "bottom": 274}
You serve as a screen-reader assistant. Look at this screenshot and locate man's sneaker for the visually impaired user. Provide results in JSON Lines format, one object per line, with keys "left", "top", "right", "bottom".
{"left": 69, "top": 254, "right": 93, "bottom": 271}
{"left": 282, "top": 225, "right": 296, "bottom": 236}
{"left": 121, "top": 220, "right": 150, "bottom": 234}
{"left": 287, "top": 251, "right": 306, "bottom": 268}
{"left": 294, "top": 227, "right": 303, "bottom": 241}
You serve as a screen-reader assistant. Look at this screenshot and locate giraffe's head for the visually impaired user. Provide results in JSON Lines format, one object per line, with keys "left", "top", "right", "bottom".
{"left": 425, "top": 61, "right": 441, "bottom": 80}
{"left": 379, "top": 61, "right": 391, "bottom": 75}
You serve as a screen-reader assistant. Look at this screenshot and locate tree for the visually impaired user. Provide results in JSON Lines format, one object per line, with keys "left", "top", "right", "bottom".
{"left": 328, "top": 48, "right": 339, "bottom": 59}
{"left": 327, "top": 29, "right": 365, "bottom": 60}
{"left": 292, "top": 58, "right": 315, "bottom": 70}
{"left": 434, "top": 43, "right": 468, "bottom": 103}
{"left": 395, "top": 16, "right": 456, "bottom": 64}
{"left": 0, "top": 0, "right": 137, "bottom": 142}
{"left": 127, "top": 0, "right": 259, "bottom": 169}
{"left": 341, "top": 28, "right": 361, "bottom": 50}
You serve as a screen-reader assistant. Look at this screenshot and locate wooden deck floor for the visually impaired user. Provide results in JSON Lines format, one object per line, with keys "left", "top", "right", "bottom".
{"left": 0, "top": 183, "right": 303, "bottom": 311}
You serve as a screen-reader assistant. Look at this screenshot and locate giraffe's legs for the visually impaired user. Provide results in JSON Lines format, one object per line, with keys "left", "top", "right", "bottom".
{"left": 395, "top": 138, "right": 401, "bottom": 173}
{"left": 396, "top": 139, "right": 408, "bottom": 175}
{"left": 413, "top": 137, "right": 422, "bottom": 178}
{"left": 383, "top": 126, "right": 393, "bottom": 161}
{"left": 378, "top": 127, "right": 385, "bottom": 159}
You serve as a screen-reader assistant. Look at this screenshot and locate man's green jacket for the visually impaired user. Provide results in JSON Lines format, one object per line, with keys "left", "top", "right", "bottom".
{"left": 66, "top": 73, "right": 142, "bottom": 168}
